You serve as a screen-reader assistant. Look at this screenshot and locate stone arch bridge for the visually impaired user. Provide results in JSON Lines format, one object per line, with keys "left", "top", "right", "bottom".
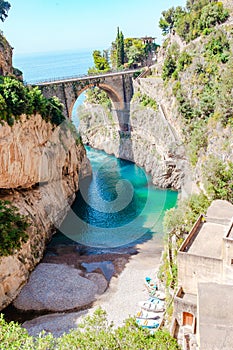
{"left": 33, "top": 70, "right": 138, "bottom": 132}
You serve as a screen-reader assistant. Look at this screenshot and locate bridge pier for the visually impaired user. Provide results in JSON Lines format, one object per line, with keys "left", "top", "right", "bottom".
{"left": 115, "top": 104, "right": 131, "bottom": 132}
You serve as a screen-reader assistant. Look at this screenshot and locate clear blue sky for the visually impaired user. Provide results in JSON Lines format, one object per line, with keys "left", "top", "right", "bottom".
{"left": 1, "top": 0, "right": 186, "bottom": 54}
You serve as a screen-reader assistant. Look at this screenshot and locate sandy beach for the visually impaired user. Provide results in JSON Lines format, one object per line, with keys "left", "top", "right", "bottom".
{"left": 17, "top": 232, "right": 165, "bottom": 337}
{"left": 91, "top": 232, "right": 164, "bottom": 326}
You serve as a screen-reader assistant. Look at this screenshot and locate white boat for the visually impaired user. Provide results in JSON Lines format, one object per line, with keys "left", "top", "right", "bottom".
{"left": 136, "top": 318, "right": 160, "bottom": 329}
{"left": 135, "top": 309, "right": 161, "bottom": 320}
{"left": 153, "top": 291, "right": 166, "bottom": 300}
{"left": 138, "top": 299, "right": 165, "bottom": 312}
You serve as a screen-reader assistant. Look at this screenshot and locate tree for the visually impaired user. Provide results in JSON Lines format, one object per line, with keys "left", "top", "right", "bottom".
{"left": 198, "top": 2, "right": 229, "bottom": 31}
{"left": 126, "top": 39, "right": 146, "bottom": 67}
{"left": 162, "top": 54, "right": 177, "bottom": 80}
{"left": 159, "top": 6, "right": 185, "bottom": 35}
{"left": 88, "top": 50, "right": 110, "bottom": 73}
{"left": 0, "top": 0, "right": 11, "bottom": 22}
{"left": 116, "top": 27, "right": 125, "bottom": 68}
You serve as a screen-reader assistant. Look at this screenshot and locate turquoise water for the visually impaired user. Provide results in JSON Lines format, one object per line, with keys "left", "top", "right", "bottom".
{"left": 13, "top": 49, "right": 178, "bottom": 251}
{"left": 55, "top": 147, "right": 178, "bottom": 251}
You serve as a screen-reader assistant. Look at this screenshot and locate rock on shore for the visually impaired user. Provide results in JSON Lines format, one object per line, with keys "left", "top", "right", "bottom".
{"left": 13, "top": 263, "right": 107, "bottom": 312}
{"left": 23, "top": 310, "right": 88, "bottom": 338}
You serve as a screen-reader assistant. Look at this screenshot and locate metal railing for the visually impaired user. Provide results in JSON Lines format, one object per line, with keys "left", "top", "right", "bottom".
{"left": 25, "top": 68, "right": 141, "bottom": 86}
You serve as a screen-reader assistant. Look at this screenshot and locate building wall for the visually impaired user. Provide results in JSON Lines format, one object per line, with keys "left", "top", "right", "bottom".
{"left": 173, "top": 297, "right": 197, "bottom": 329}
{"left": 178, "top": 252, "right": 223, "bottom": 294}
{"left": 197, "top": 282, "right": 233, "bottom": 350}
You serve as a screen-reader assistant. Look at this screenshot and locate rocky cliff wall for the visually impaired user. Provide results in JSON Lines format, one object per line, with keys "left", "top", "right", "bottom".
{"left": 79, "top": 94, "right": 190, "bottom": 191}
{"left": 0, "top": 33, "right": 13, "bottom": 76}
{"left": 0, "top": 115, "right": 91, "bottom": 310}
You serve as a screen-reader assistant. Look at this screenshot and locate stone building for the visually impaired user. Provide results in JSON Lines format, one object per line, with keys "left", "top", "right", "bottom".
{"left": 171, "top": 200, "right": 233, "bottom": 350}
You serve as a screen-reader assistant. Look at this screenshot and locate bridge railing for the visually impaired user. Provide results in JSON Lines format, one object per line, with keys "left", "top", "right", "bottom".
{"left": 25, "top": 68, "right": 141, "bottom": 86}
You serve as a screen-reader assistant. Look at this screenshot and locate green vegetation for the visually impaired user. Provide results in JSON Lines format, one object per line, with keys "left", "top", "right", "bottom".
{"left": 202, "top": 156, "right": 233, "bottom": 202}
{"left": 0, "top": 0, "right": 10, "bottom": 22}
{"left": 204, "top": 30, "right": 230, "bottom": 63}
{"left": 159, "top": 194, "right": 210, "bottom": 289}
{"left": 85, "top": 87, "right": 112, "bottom": 110}
{"left": 162, "top": 44, "right": 192, "bottom": 81}
{"left": 0, "top": 76, "right": 65, "bottom": 126}
{"left": 89, "top": 27, "right": 155, "bottom": 72}
{"left": 0, "top": 200, "right": 29, "bottom": 256}
{"left": 0, "top": 308, "right": 180, "bottom": 349}
{"left": 88, "top": 50, "right": 110, "bottom": 74}
{"left": 116, "top": 26, "right": 125, "bottom": 68}
{"left": 159, "top": 0, "right": 229, "bottom": 43}
{"left": 132, "top": 91, "right": 157, "bottom": 111}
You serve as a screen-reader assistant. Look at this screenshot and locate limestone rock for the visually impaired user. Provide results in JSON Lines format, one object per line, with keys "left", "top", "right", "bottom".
{"left": 0, "top": 33, "right": 13, "bottom": 76}
{"left": 0, "top": 115, "right": 91, "bottom": 189}
{"left": 13, "top": 263, "right": 99, "bottom": 312}
{"left": 23, "top": 310, "right": 88, "bottom": 337}
{"left": 0, "top": 115, "right": 91, "bottom": 311}
{"left": 84, "top": 273, "right": 108, "bottom": 294}
{"left": 79, "top": 97, "right": 188, "bottom": 190}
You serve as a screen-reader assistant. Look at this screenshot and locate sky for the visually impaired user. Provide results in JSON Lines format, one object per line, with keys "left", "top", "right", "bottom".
{"left": 1, "top": 0, "right": 186, "bottom": 55}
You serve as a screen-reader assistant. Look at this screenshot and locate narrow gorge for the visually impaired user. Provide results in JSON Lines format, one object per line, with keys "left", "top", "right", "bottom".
{"left": 0, "top": 115, "right": 91, "bottom": 310}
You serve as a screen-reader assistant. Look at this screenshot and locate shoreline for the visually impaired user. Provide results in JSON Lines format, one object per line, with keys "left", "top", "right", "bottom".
{"left": 91, "top": 232, "right": 164, "bottom": 326}
{"left": 3, "top": 231, "right": 165, "bottom": 337}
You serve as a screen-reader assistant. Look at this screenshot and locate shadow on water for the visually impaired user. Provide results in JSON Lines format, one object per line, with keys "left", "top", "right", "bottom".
{"left": 116, "top": 101, "right": 134, "bottom": 163}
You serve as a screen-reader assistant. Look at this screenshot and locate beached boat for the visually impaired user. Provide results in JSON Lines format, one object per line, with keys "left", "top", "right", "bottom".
{"left": 136, "top": 309, "right": 161, "bottom": 320}
{"left": 153, "top": 290, "right": 166, "bottom": 300}
{"left": 145, "top": 277, "right": 158, "bottom": 292}
{"left": 138, "top": 299, "right": 165, "bottom": 312}
{"left": 136, "top": 318, "right": 160, "bottom": 329}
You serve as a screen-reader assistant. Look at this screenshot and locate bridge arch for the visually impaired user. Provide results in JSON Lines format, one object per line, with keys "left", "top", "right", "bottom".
{"left": 68, "top": 82, "right": 124, "bottom": 119}
{"left": 36, "top": 70, "right": 136, "bottom": 131}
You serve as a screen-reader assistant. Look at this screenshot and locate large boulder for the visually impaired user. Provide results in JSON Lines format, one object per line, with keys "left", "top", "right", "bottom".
{"left": 85, "top": 273, "right": 108, "bottom": 294}
{"left": 13, "top": 263, "right": 100, "bottom": 312}
{"left": 23, "top": 310, "right": 88, "bottom": 338}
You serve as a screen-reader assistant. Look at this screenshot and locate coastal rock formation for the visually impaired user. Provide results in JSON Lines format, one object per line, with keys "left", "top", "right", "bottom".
{"left": 13, "top": 263, "right": 100, "bottom": 312}
{"left": 0, "top": 32, "right": 13, "bottom": 76}
{"left": 0, "top": 115, "right": 91, "bottom": 311}
{"left": 84, "top": 272, "right": 108, "bottom": 294}
{"left": 79, "top": 95, "right": 189, "bottom": 190}
{"left": 23, "top": 310, "right": 88, "bottom": 338}
{"left": 0, "top": 115, "right": 84, "bottom": 189}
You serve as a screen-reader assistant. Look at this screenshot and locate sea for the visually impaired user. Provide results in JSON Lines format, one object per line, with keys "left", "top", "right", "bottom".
{"left": 13, "top": 49, "right": 94, "bottom": 84}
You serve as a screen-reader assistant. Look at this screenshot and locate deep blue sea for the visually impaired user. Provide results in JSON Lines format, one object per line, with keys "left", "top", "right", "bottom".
{"left": 13, "top": 49, "right": 94, "bottom": 84}
{"left": 13, "top": 49, "right": 177, "bottom": 251}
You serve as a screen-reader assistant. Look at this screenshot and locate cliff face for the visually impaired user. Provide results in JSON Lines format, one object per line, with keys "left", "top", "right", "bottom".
{"left": 0, "top": 115, "right": 91, "bottom": 310}
{"left": 0, "top": 33, "right": 13, "bottom": 76}
{"left": 79, "top": 90, "right": 189, "bottom": 191}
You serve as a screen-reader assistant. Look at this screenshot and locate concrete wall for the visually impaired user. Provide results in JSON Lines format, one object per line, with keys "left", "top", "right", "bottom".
{"left": 178, "top": 252, "right": 223, "bottom": 294}
{"left": 173, "top": 298, "right": 197, "bottom": 330}
{"left": 198, "top": 282, "right": 233, "bottom": 350}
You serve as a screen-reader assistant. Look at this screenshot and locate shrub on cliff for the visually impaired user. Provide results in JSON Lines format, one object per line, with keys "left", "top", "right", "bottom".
{"left": 0, "top": 308, "right": 180, "bottom": 349}
{"left": 0, "top": 200, "right": 29, "bottom": 256}
{"left": 202, "top": 156, "right": 233, "bottom": 202}
{"left": 159, "top": 193, "right": 210, "bottom": 289}
{"left": 0, "top": 76, "right": 65, "bottom": 126}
